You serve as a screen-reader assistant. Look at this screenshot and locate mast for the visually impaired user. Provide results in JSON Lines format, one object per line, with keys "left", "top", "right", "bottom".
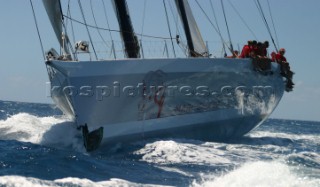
{"left": 175, "top": 0, "right": 207, "bottom": 57}
{"left": 175, "top": 0, "right": 194, "bottom": 57}
{"left": 112, "top": 0, "right": 140, "bottom": 58}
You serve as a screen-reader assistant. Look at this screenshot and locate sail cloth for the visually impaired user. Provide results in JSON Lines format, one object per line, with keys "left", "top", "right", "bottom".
{"left": 175, "top": 0, "right": 208, "bottom": 57}
{"left": 42, "top": 0, "right": 63, "bottom": 46}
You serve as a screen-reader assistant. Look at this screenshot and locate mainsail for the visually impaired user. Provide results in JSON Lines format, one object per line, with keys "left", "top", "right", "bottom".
{"left": 112, "top": 0, "right": 140, "bottom": 58}
{"left": 175, "top": 0, "right": 208, "bottom": 57}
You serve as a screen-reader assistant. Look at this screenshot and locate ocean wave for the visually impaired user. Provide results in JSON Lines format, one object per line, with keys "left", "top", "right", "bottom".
{"left": 0, "top": 176, "right": 167, "bottom": 187}
{"left": 249, "top": 130, "right": 320, "bottom": 147}
{"left": 287, "top": 152, "right": 320, "bottom": 170}
{"left": 0, "top": 113, "right": 83, "bottom": 151}
{"left": 134, "top": 140, "right": 233, "bottom": 166}
{"left": 0, "top": 108, "right": 319, "bottom": 186}
{"left": 192, "top": 161, "right": 320, "bottom": 187}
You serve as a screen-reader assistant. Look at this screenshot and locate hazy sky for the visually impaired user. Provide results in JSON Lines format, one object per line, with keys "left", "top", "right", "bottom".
{"left": 0, "top": 0, "right": 319, "bottom": 121}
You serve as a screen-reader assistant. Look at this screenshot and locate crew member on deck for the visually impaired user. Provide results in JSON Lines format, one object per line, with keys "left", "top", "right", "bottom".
{"left": 256, "top": 42, "right": 264, "bottom": 57}
{"left": 275, "top": 48, "right": 294, "bottom": 91}
{"left": 262, "top": 41, "right": 269, "bottom": 57}
{"left": 275, "top": 48, "right": 287, "bottom": 62}
{"left": 240, "top": 41, "right": 252, "bottom": 58}
{"left": 240, "top": 40, "right": 272, "bottom": 72}
{"left": 250, "top": 40, "right": 258, "bottom": 57}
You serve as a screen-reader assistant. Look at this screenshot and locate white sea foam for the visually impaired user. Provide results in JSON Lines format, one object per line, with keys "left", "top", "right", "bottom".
{"left": 134, "top": 139, "right": 284, "bottom": 166}
{"left": 0, "top": 176, "right": 170, "bottom": 187}
{"left": 134, "top": 140, "right": 232, "bottom": 165}
{"left": 250, "top": 130, "right": 320, "bottom": 145}
{"left": 192, "top": 161, "right": 320, "bottom": 187}
{"left": 0, "top": 163, "right": 318, "bottom": 187}
{"left": 0, "top": 113, "right": 83, "bottom": 150}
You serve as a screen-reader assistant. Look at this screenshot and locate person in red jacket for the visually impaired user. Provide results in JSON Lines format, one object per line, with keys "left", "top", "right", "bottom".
{"left": 275, "top": 48, "right": 294, "bottom": 91}
{"left": 250, "top": 40, "right": 258, "bottom": 57}
{"left": 240, "top": 41, "right": 252, "bottom": 58}
{"left": 271, "top": 51, "right": 276, "bottom": 62}
{"left": 255, "top": 42, "right": 264, "bottom": 57}
{"left": 276, "top": 48, "right": 287, "bottom": 62}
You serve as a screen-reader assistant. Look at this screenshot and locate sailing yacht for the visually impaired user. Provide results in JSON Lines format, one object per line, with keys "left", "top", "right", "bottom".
{"left": 37, "top": 0, "right": 285, "bottom": 151}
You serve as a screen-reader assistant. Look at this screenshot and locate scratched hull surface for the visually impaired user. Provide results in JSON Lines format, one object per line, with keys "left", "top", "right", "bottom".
{"left": 47, "top": 58, "right": 284, "bottom": 143}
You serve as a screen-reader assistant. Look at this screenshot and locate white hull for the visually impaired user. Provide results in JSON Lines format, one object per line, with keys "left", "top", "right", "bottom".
{"left": 47, "top": 58, "right": 284, "bottom": 147}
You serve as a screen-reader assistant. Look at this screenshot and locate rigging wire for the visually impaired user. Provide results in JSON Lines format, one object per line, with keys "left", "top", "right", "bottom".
{"left": 60, "top": 1, "right": 76, "bottom": 60}
{"left": 194, "top": 0, "right": 232, "bottom": 54}
{"left": 167, "top": 0, "right": 187, "bottom": 55}
{"left": 209, "top": 1, "right": 222, "bottom": 37}
{"left": 220, "top": 0, "right": 234, "bottom": 55}
{"left": 226, "top": 0, "right": 258, "bottom": 40}
{"left": 100, "top": 0, "right": 115, "bottom": 58}
{"left": 63, "top": 14, "right": 175, "bottom": 40}
{"left": 168, "top": 0, "right": 189, "bottom": 55}
{"left": 29, "top": 0, "right": 45, "bottom": 60}
{"left": 168, "top": 0, "right": 181, "bottom": 37}
{"left": 101, "top": 0, "right": 114, "bottom": 41}
{"left": 209, "top": 0, "right": 226, "bottom": 56}
{"left": 64, "top": 1, "right": 78, "bottom": 61}
{"left": 90, "top": 0, "right": 110, "bottom": 48}
{"left": 267, "top": 0, "right": 280, "bottom": 47}
{"left": 140, "top": 0, "right": 147, "bottom": 41}
{"left": 55, "top": 0, "right": 75, "bottom": 59}
{"left": 78, "top": 0, "right": 98, "bottom": 60}
{"left": 254, "top": 0, "right": 278, "bottom": 52}
{"left": 163, "top": 0, "right": 176, "bottom": 57}
{"left": 67, "top": 0, "right": 76, "bottom": 45}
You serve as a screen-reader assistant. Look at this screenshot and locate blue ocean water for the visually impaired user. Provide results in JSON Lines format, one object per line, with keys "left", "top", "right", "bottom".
{"left": 0, "top": 100, "right": 319, "bottom": 187}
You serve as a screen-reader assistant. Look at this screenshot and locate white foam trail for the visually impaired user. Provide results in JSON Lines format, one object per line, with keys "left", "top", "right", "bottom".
{"left": 0, "top": 113, "right": 83, "bottom": 150}
{"left": 0, "top": 176, "right": 169, "bottom": 187}
{"left": 135, "top": 140, "right": 231, "bottom": 165}
{"left": 250, "top": 130, "right": 320, "bottom": 145}
{"left": 192, "top": 161, "right": 320, "bottom": 187}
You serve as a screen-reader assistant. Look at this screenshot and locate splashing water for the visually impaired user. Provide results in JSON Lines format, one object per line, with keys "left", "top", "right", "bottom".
{"left": 0, "top": 101, "right": 319, "bottom": 186}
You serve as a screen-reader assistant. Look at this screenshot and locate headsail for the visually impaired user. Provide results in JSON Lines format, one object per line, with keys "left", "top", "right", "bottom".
{"left": 112, "top": 0, "right": 140, "bottom": 58}
{"left": 42, "top": 0, "right": 71, "bottom": 58}
{"left": 175, "top": 0, "right": 208, "bottom": 57}
{"left": 42, "top": 0, "right": 63, "bottom": 46}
